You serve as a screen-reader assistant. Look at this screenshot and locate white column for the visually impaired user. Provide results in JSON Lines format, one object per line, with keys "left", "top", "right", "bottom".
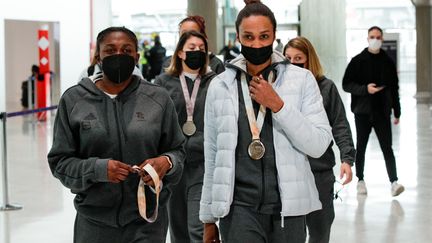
{"left": 187, "top": 0, "right": 219, "bottom": 53}
{"left": 300, "top": 0, "right": 347, "bottom": 84}
{"left": 413, "top": 0, "right": 432, "bottom": 103}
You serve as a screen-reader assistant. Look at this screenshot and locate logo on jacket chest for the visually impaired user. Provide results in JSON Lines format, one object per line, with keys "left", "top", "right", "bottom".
{"left": 136, "top": 112, "right": 145, "bottom": 121}
{"left": 82, "top": 113, "right": 97, "bottom": 130}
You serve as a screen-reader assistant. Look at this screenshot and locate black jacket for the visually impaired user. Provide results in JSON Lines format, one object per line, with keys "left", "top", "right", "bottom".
{"left": 342, "top": 48, "right": 401, "bottom": 118}
{"left": 149, "top": 44, "right": 167, "bottom": 79}
{"left": 154, "top": 71, "right": 217, "bottom": 165}
{"left": 48, "top": 77, "right": 185, "bottom": 227}
{"left": 308, "top": 77, "right": 356, "bottom": 171}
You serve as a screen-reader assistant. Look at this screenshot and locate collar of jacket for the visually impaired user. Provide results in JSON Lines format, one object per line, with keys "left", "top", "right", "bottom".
{"left": 78, "top": 75, "right": 142, "bottom": 101}
{"left": 359, "top": 47, "right": 386, "bottom": 60}
{"left": 223, "top": 52, "right": 289, "bottom": 87}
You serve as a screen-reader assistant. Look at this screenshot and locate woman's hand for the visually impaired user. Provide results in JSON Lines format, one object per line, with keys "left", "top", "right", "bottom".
{"left": 249, "top": 75, "right": 284, "bottom": 113}
{"left": 204, "top": 223, "right": 221, "bottom": 243}
{"left": 107, "top": 160, "right": 133, "bottom": 183}
{"left": 138, "top": 156, "right": 171, "bottom": 186}
{"left": 340, "top": 162, "right": 353, "bottom": 185}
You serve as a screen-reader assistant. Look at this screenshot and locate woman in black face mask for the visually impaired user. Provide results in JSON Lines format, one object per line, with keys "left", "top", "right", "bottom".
{"left": 76, "top": 31, "right": 143, "bottom": 82}
{"left": 285, "top": 37, "right": 355, "bottom": 243}
{"left": 48, "top": 26, "right": 186, "bottom": 243}
{"left": 154, "top": 30, "right": 216, "bottom": 243}
{"left": 200, "top": 1, "right": 333, "bottom": 243}
{"left": 160, "top": 15, "right": 225, "bottom": 76}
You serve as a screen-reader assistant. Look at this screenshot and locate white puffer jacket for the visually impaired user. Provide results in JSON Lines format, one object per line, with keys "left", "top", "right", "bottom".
{"left": 199, "top": 52, "right": 332, "bottom": 224}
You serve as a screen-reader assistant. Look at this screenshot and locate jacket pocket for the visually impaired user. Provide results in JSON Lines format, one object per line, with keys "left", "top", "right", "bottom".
{"left": 75, "top": 182, "right": 120, "bottom": 208}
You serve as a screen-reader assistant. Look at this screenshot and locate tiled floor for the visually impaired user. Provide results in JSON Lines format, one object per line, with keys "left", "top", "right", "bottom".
{"left": 0, "top": 78, "right": 431, "bottom": 243}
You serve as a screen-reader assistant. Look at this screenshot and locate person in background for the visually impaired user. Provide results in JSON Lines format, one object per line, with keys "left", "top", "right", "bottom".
{"left": 199, "top": 1, "right": 332, "bottom": 242}
{"left": 21, "top": 64, "right": 39, "bottom": 109}
{"left": 148, "top": 35, "right": 166, "bottom": 81}
{"left": 155, "top": 30, "right": 216, "bottom": 243}
{"left": 342, "top": 26, "right": 404, "bottom": 197}
{"left": 275, "top": 38, "right": 283, "bottom": 53}
{"left": 161, "top": 15, "right": 225, "bottom": 75}
{"left": 48, "top": 26, "right": 185, "bottom": 243}
{"left": 218, "top": 39, "right": 240, "bottom": 62}
{"left": 139, "top": 39, "right": 151, "bottom": 80}
{"left": 284, "top": 36, "right": 356, "bottom": 243}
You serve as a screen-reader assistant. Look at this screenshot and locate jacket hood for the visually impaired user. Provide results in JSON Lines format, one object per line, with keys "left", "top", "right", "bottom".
{"left": 78, "top": 75, "right": 142, "bottom": 101}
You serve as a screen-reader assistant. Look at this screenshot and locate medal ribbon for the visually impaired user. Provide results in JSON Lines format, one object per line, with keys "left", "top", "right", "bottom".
{"left": 180, "top": 73, "right": 201, "bottom": 122}
{"left": 137, "top": 164, "right": 161, "bottom": 223}
{"left": 240, "top": 71, "right": 274, "bottom": 140}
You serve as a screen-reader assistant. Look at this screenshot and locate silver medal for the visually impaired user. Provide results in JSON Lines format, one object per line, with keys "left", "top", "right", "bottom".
{"left": 182, "top": 121, "right": 196, "bottom": 136}
{"left": 248, "top": 139, "right": 265, "bottom": 160}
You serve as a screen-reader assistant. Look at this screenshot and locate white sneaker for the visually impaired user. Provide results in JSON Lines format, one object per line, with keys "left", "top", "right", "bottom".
{"left": 357, "top": 180, "right": 367, "bottom": 194}
{"left": 391, "top": 181, "right": 405, "bottom": 197}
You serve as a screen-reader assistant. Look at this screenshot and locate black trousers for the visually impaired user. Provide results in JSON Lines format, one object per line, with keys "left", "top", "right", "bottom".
{"left": 219, "top": 205, "right": 306, "bottom": 243}
{"left": 354, "top": 114, "right": 398, "bottom": 182}
{"left": 306, "top": 170, "right": 335, "bottom": 243}
{"left": 167, "top": 164, "right": 205, "bottom": 243}
{"left": 73, "top": 208, "right": 168, "bottom": 243}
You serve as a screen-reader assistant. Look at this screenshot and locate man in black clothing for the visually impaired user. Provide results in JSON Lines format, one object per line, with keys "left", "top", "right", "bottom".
{"left": 218, "top": 39, "right": 240, "bottom": 62}
{"left": 148, "top": 35, "right": 166, "bottom": 81}
{"left": 21, "top": 65, "right": 39, "bottom": 108}
{"left": 342, "top": 26, "right": 404, "bottom": 197}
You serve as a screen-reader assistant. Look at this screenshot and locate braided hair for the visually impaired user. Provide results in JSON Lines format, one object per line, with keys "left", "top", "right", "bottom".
{"left": 95, "top": 26, "right": 138, "bottom": 60}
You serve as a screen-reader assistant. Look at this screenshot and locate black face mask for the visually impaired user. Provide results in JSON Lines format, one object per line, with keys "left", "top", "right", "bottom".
{"left": 292, "top": 63, "right": 305, "bottom": 68}
{"left": 184, "top": 51, "right": 206, "bottom": 70}
{"left": 101, "top": 54, "right": 135, "bottom": 84}
{"left": 241, "top": 44, "right": 273, "bottom": 65}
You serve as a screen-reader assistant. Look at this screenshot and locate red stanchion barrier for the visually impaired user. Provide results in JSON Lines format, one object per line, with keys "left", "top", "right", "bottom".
{"left": 37, "top": 29, "right": 50, "bottom": 121}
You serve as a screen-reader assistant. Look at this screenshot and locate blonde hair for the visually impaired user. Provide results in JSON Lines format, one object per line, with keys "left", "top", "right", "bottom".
{"left": 285, "top": 36, "right": 324, "bottom": 81}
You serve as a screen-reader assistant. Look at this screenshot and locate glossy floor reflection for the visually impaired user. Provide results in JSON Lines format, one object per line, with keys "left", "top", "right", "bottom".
{"left": 0, "top": 79, "right": 431, "bottom": 243}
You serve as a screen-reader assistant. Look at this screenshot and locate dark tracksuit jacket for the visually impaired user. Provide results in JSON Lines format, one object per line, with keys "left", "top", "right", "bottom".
{"left": 154, "top": 71, "right": 216, "bottom": 242}
{"left": 305, "top": 77, "right": 355, "bottom": 243}
{"left": 308, "top": 77, "right": 356, "bottom": 172}
{"left": 231, "top": 63, "right": 284, "bottom": 214}
{"left": 154, "top": 71, "right": 217, "bottom": 166}
{"left": 47, "top": 76, "right": 186, "bottom": 227}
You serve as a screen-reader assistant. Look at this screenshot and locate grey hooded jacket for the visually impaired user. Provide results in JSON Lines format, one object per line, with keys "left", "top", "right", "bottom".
{"left": 48, "top": 76, "right": 185, "bottom": 227}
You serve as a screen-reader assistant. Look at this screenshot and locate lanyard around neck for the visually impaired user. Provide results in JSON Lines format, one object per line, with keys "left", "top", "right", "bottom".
{"left": 179, "top": 73, "right": 201, "bottom": 122}
{"left": 240, "top": 71, "right": 274, "bottom": 140}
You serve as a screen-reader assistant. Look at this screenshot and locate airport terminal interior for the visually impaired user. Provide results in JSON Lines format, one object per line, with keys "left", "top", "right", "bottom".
{"left": 1, "top": 0, "right": 432, "bottom": 242}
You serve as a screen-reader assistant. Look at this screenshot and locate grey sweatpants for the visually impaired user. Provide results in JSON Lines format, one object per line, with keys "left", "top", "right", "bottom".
{"left": 219, "top": 205, "right": 307, "bottom": 243}
{"left": 73, "top": 207, "right": 168, "bottom": 243}
{"left": 167, "top": 163, "right": 205, "bottom": 243}
{"left": 306, "top": 170, "right": 335, "bottom": 243}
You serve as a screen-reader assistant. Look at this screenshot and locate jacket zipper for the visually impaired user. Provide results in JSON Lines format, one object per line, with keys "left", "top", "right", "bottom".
{"left": 258, "top": 156, "right": 265, "bottom": 211}
{"left": 113, "top": 99, "right": 124, "bottom": 227}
